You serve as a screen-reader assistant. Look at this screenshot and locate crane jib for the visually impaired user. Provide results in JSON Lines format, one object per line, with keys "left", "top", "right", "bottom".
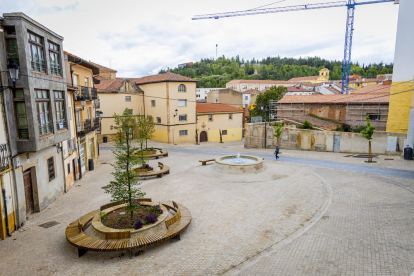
{"left": 191, "top": 0, "right": 394, "bottom": 20}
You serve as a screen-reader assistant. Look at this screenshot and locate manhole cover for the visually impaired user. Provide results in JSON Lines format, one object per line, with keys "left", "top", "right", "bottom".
{"left": 352, "top": 154, "right": 378, "bottom": 158}
{"left": 39, "top": 221, "right": 60, "bottom": 229}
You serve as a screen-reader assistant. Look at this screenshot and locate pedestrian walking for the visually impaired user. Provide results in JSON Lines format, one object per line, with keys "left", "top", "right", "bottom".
{"left": 275, "top": 146, "right": 280, "bottom": 160}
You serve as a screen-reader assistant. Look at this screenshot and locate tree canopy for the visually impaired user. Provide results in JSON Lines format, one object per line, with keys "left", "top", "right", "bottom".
{"left": 249, "top": 85, "right": 288, "bottom": 121}
{"left": 161, "top": 56, "right": 393, "bottom": 88}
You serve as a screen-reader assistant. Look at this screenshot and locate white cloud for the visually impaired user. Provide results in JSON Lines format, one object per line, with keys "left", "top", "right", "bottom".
{"left": 2, "top": 0, "right": 399, "bottom": 77}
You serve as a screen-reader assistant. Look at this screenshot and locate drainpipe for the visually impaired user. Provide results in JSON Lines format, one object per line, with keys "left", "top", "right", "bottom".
{"left": 70, "top": 60, "right": 82, "bottom": 181}
{"left": 1, "top": 177, "right": 11, "bottom": 236}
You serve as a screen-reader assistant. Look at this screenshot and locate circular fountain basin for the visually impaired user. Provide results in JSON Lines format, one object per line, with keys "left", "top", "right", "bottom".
{"left": 215, "top": 155, "right": 264, "bottom": 174}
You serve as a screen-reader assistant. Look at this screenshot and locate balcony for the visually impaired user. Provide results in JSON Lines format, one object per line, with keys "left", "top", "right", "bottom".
{"left": 77, "top": 119, "right": 92, "bottom": 136}
{"left": 75, "top": 86, "right": 98, "bottom": 101}
{"left": 0, "top": 144, "right": 10, "bottom": 173}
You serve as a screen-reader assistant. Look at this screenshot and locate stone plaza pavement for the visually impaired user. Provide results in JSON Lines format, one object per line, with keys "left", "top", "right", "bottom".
{"left": 1, "top": 141, "right": 414, "bottom": 275}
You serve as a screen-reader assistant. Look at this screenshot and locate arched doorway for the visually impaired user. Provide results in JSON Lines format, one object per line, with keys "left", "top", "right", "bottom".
{"left": 200, "top": 131, "right": 208, "bottom": 142}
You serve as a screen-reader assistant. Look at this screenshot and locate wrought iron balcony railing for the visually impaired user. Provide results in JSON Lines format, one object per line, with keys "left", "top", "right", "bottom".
{"left": 0, "top": 144, "right": 11, "bottom": 172}
{"left": 75, "top": 86, "right": 97, "bottom": 101}
{"left": 93, "top": 117, "right": 100, "bottom": 130}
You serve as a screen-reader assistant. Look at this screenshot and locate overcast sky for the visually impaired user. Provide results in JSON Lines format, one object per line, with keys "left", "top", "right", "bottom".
{"left": 2, "top": 0, "right": 400, "bottom": 77}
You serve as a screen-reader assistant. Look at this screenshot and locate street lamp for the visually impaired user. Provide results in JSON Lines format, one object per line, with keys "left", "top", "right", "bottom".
{"left": 1, "top": 61, "right": 20, "bottom": 91}
{"left": 261, "top": 104, "right": 267, "bottom": 148}
{"left": 7, "top": 60, "right": 19, "bottom": 86}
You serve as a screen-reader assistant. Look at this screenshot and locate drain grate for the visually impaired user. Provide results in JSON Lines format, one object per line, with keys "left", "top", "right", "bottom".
{"left": 352, "top": 154, "right": 378, "bottom": 158}
{"left": 39, "top": 221, "right": 60, "bottom": 229}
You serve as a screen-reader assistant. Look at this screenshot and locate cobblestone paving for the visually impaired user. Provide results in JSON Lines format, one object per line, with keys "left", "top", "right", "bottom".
{"left": 1, "top": 141, "right": 413, "bottom": 275}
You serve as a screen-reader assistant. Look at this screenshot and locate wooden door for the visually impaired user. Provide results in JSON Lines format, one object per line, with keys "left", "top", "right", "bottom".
{"left": 24, "top": 171, "right": 34, "bottom": 215}
{"left": 200, "top": 131, "right": 208, "bottom": 142}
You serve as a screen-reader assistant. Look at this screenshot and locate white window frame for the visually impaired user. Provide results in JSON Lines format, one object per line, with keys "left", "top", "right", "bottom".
{"left": 178, "top": 114, "right": 187, "bottom": 122}
{"left": 222, "top": 130, "right": 227, "bottom": 135}
{"left": 125, "top": 96, "right": 131, "bottom": 102}
{"left": 179, "top": 130, "right": 188, "bottom": 136}
{"left": 157, "top": 117, "right": 161, "bottom": 124}
{"left": 229, "top": 114, "right": 232, "bottom": 120}
{"left": 178, "top": 99, "right": 187, "bottom": 107}
{"left": 208, "top": 115, "right": 213, "bottom": 121}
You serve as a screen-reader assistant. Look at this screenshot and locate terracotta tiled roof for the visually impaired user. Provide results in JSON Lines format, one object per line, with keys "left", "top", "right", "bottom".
{"left": 289, "top": 76, "right": 319, "bottom": 82}
{"left": 64, "top": 51, "right": 100, "bottom": 75}
{"left": 300, "top": 82, "right": 323, "bottom": 87}
{"left": 133, "top": 72, "right": 197, "bottom": 85}
{"left": 227, "top": 79, "right": 292, "bottom": 84}
{"left": 287, "top": 86, "right": 313, "bottom": 92}
{"left": 89, "top": 61, "right": 117, "bottom": 73}
{"left": 95, "top": 77, "right": 143, "bottom": 93}
{"left": 242, "top": 89, "right": 261, "bottom": 94}
{"left": 197, "top": 103, "right": 243, "bottom": 113}
{"left": 351, "top": 84, "right": 391, "bottom": 94}
{"left": 349, "top": 78, "right": 383, "bottom": 84}
{"left": 278, "top": 93, "right": 389, "bottom": 104}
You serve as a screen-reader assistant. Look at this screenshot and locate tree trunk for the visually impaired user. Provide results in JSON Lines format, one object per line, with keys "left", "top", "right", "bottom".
{"left": 368, "top": 140, "right": 372, "bottom": 163}
{"left": 127, "top": 131, "right": 132, "bottom": 220}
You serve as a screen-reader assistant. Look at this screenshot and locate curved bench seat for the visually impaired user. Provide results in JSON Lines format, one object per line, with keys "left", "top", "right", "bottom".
{"left": 65, "top": 201, "right": 191, "bottom": 257}
{"left": 137, "top": 162, "right": 170, "bottom": 178}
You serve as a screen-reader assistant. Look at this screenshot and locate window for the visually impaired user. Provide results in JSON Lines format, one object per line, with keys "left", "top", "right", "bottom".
{"left": 151, "top": 100, "right": 156, "bottom": 107}
{"left": 35, "top": 90, "right": 52, "bottom": 136}
{"left": 126, "top": 109, "right": 133, "bottom": 115}
{"left": 178, "top": 99, "right": 187, "bottom": 107}
{"left": 73, "top": 74, "right": 79, "bottom": 87}
{"left": 179, "top": 114, "right": 187, "bottom": 122}
{"left": 84, "top": 77, "right": 89, "bottom": 87}
{"left": 54, "top": 91, "right": 66, "bottom": 130}
{"left": 229, "top": 114, "right": 233, "bottom": 120}
{"left": 76, "top": 110, "right": 82, "bottom": 132}
{"left": 87, "top": 107, "right": 91, "bottom": 120}
{"left": 245, "top": 96, "right": 248, "bottom": 100}
{"left": 125, "top": 96, "right": 131, "bottom": 102}
{"left": 222, "top": 130, "right": 227, "bottom": 135}
{"left": 157, "top": 117, "right": 161, "bottom": 124}
{"left": 13, "top": 89, "right": 29, "bottom": 139}
{"left": 67, "top": 163, "right": 71, "bottom": 174}
{"left": 49, "top": 42, "right": 61, "bottom": 76}
{"left": 28, "top": 32, "right": 45, "bottom": 72}
{"left": 178, "top": 84, "right": 186, "bottom": 92}
{"left": 215, "top": 99, "right": 218, "bottom": 103}
{"left": 5, "top": 38, "right": 19, "bottom": 66}
{"left": 179, "top": 130, "right": 188, "bottom": 136}
{"left": 368, "top": 114, "right": 380, "bottom": 121}
{"left": 208, "top": 115, "right": 213, "bottom": 121}
{"left": 47, "top": 157, "right": 55, "bottom": 181}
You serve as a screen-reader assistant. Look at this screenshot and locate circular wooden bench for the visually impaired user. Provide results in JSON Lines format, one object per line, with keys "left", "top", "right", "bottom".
{"left": 65, "top": 199, "right": 191, "bottom": 257}
{"left": 136, "top": 162, "right": 170, "bottom": 179}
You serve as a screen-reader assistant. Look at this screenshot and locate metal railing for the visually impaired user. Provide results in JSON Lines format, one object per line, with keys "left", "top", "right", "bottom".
{"left": 75, "top": 86, "right": 98, "bottom": 101}
{"left": 93, "top": 117, "right": 100, "bottom": 130}
{"left": 0, "top": 144, "right": 10, "bottom": 172}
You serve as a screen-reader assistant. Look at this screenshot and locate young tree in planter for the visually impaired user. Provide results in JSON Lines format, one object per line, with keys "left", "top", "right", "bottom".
{"left": 219, "top": 129, "right": 223, "bottom": 143}
{"left": 106, "top": 109, "right": 145, "bottom": 220}
{"left": 273, "top": 123, "right": 283, "bottom": 146}
{"left": 361, "top": 115, "right": 376, "bottom": 163}
{"left": 195, "top": 128, "right": 199, "bottom": 145}
{"left": 135, "top": 115, "right": 156, "bottom": 168}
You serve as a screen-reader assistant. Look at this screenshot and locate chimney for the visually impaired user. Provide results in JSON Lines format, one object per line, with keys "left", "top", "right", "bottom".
{"left": 167, "top": 67, "right": 170, "bottom": 73}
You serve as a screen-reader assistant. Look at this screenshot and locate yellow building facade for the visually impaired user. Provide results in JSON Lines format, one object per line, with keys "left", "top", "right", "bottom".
{"left": 64, "top": 52, "right": 100, "bottom": 190}
{"left": 196, "top": 103, "right": 243, "bottom": 142}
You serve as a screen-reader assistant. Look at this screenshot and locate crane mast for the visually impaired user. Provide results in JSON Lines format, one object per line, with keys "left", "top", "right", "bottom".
{"left": 192, "top": 0, "right": 394, "bottom": 94}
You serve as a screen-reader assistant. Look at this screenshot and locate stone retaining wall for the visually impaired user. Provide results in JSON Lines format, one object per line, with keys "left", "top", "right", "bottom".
{"left": 244, "top": 122, "right": 407, "bottom": 154}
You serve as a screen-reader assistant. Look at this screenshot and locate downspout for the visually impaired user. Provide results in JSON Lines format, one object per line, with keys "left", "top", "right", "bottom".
{"left": 70, "top": 59, "right": 83, "bottom": 180}
{"left": 1, "top": 176, "right": 11, "bottom": 236}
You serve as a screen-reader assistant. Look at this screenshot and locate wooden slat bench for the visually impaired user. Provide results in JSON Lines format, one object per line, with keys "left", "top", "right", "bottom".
{"left": 137, "top": 162, "right": 170, "bottom": 178}
{"left": 199, "top": 159, "right": 215, "bottom": 165}
{"left": 100, "top": 198, "right": 152, "bottom": 211}
{"left": 65, "top": 201, "right": 191, "bottom": 257}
